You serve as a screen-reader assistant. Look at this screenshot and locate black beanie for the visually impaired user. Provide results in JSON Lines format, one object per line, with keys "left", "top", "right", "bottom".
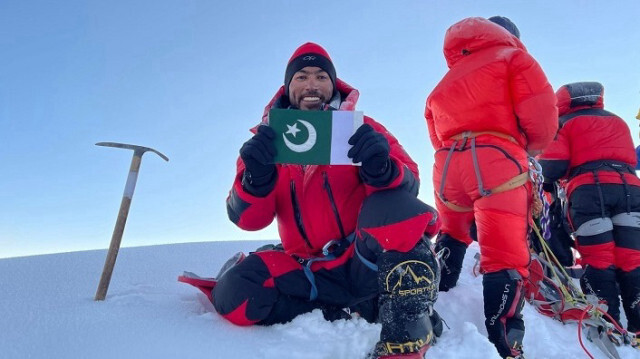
{"left": 284, "top": 42, "right": 336, "bottom": 95}
{"left": 488, "top": 16, "right": 521, "bottom": 39}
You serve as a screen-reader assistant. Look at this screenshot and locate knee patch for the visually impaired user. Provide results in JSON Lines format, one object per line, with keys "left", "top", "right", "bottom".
{"left": 575, "top": 217, "right": 613, "bottom": 237}
{"left": 358, "top": 188, "right": 432, "bottom": 252}
{"left": 612, "top": 212, "right": 640, "bottom": 228}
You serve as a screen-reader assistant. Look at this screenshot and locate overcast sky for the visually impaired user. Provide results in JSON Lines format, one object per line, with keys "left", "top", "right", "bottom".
{"left": 2, "top": 0, "right": 639, "bottom": 258}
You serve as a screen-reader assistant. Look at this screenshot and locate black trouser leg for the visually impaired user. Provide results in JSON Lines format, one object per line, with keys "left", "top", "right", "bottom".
{"left": 213, "top": 253, "right": 321, "bottom": 325}
{"left": 434, "top": 233, "right": 468, "bottom": 291}
{"left": 580, "top": 265, "right": 621, "bottom": 324}
{"left": 618, "top": 267, "right": 640, "bottom": 332}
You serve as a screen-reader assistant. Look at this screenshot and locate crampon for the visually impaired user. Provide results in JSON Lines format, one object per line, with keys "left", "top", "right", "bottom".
{"left": 525, "top": 223, "right": 638, "bottom": 359}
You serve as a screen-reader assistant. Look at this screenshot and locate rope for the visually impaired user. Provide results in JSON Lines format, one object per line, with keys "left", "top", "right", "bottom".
{"left": 578, "top": 304, "right": 596, "bottom": 359}
{"left": 531, "top": 223, "right": 581, "bottom": 303}
{"left": 531, "top": 221, "right": 637, "bottom": 357}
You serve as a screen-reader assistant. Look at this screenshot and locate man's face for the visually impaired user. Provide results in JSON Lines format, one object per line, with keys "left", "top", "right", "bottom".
{"left": 288, "top": 66, "right": 334, "bottom": 111}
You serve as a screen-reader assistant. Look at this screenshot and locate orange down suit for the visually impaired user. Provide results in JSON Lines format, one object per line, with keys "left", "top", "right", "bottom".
{"left": 425, "top": 17, "right": 558, "bottom": 277}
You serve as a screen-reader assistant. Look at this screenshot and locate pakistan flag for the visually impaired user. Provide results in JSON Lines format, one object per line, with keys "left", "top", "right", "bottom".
{"left": 269, "top": 109, "right": 364, "bottom": 165}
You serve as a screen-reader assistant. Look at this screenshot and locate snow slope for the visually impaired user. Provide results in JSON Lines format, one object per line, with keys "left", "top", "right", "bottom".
{"left": 1, "top": 241, "right": 636, "bottom": 358}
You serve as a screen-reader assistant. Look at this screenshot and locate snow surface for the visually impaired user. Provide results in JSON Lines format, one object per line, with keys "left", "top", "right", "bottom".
{"left": 1, "top": 241, "right": 637, "bottom": 359}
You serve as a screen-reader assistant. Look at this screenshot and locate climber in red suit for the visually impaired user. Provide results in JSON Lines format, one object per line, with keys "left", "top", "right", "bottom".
{"left": 540, "top": 81, "right": 640, "bottom": 334}
{"left": 425, "top": 16, "right": 558, "bottom": 358}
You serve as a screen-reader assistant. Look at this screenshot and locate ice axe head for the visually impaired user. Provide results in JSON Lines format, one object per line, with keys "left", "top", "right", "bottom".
{"left": 96, "top": 142, "right": 169, "bottom": 161}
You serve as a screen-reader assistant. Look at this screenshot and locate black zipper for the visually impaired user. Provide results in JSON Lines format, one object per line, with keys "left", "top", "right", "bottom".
{"left": 323, "top": 172, "right": 346, "bottom": 239}
{"left": 290, "top": 180, "right": 312, "bottom": 249}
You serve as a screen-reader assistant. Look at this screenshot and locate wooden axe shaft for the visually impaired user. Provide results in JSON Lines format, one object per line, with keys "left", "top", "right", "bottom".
{"left": 94, "top": 143, "right": 168, "bottom": 301}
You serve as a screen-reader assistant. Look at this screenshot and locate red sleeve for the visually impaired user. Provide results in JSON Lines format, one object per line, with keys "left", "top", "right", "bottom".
{"left": 226, "top": 156, "right": 277, "bottom": 231}
{"left": 425, "top": 105, "right": 443, "bottom": 149}
{"left": 509, "top": 50, "right": 558, "bottom": 152}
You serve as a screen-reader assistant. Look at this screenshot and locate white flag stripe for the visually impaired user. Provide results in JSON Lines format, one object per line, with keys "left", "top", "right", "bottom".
{"left": 330, "top": 111, "right": 363, "bottom": 165}
{"left": 352, "top": 111, "right": 363, "bottom": 166}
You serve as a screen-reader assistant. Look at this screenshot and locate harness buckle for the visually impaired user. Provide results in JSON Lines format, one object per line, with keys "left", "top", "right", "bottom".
{"left": 292, "top": 254, "right": 309, "bottom": 266}
{"left": 322, "top": 240, "right": 339, "bottom": 256}
{"left": 322, "top": 234, "right": 356, "bottom": 257}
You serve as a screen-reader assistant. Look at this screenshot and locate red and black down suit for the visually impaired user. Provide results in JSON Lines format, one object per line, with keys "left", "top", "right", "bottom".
{"left": 539, "top": 82, "right": 640, "bottom": 333}
{"left": 216, "top": 75, "right": 442, "bottom": 357}
{"left": 425, "top": 17, "right": 557, "bottom": 357}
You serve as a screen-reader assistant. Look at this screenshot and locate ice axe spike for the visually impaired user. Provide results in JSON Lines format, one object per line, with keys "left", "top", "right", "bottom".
{"left": 94, "top": 142, "right": 169, "bottom": 301}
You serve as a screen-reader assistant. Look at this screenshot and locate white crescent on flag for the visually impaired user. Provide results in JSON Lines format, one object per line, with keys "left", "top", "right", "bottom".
{"left": 283, "top": 120, "right": 317, "bottom": 153}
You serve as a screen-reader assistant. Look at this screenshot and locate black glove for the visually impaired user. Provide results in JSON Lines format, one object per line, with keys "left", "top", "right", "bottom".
{"left": 348, "top": 124, "right": 397, "bottom": 186}
{"left": 240, "top": 125, "right": 277, "bottom": 196}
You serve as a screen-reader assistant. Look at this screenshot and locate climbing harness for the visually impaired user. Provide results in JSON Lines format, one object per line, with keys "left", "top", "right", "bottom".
{"left": 437, "top": 131, "right": 529, "bottom": 212}
{"left": 298, "top": 233, "right": 356, "bottom": 301}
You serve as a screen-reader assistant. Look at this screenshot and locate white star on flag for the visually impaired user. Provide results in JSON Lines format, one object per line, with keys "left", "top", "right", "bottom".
{"left": 285, "top": 123, "right": 301, "bottom": 137}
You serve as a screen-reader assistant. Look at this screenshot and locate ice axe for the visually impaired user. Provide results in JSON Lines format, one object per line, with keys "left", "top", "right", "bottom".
{"left": 94, "top": 142, "right": 169, "bottom": 301}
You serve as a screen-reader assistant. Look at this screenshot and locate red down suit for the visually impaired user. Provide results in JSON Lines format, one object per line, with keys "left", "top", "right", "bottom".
{"left": 539, "top": 82, "right": 640, "bottom": 331}
{"left": 425, "top": 17, "right": 558, "bottom": 278}
{"left": 217, "top": 79, "right": 440, "bottom": 332}
{"left": 228, "top": 79, "right": 425, "bottom": 257}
